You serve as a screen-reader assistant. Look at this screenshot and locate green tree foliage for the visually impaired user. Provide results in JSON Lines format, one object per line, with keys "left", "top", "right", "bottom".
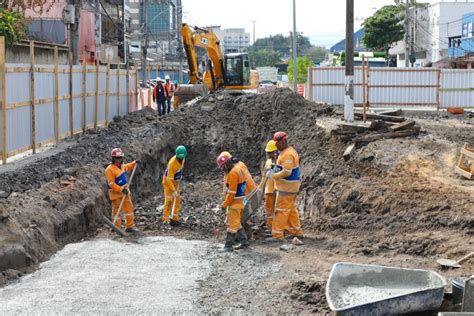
{"left": 363, "top": 4, "right": 405, "bottom": 53}
{"left": 288, "top": 56, "right": 313, "bottom": 84}
{"left": 247, "top": 33, "right": 325, "bottom": 68}
{"left": 0, "top": 6, "right": 27, "bottom": 44}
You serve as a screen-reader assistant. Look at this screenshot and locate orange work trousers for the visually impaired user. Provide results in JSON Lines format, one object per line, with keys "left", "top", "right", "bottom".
{"left": 111, "top": 195, "right": 135, "bottom": 229}
{"left": 272, "top": 193, "right": 303, "bottom": 239}
{"left": 226, "top": 207, "right": 243, "bottom": 233}
{"left": 162, "top": 185, "right": 181, "bottom": 223}
{"left": 265, "top": 193, "right": 276, "bottom": 229}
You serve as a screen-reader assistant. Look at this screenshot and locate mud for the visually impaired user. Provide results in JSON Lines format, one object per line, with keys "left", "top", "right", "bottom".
{"left": 0, "top": 88, "right": 472, "bottom": 313}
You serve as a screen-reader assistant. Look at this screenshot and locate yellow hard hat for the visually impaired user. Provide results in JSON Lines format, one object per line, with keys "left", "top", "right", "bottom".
{"left": 265, "top": 140, "right": 277, "bottom": 153}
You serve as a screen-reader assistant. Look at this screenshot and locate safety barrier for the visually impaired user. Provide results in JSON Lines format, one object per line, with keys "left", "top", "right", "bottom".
{"left": 306, "top": 66, "right": 474, "bottom": 110}
{"left": 0, "top": 37, "right": 139, "bottom": 164}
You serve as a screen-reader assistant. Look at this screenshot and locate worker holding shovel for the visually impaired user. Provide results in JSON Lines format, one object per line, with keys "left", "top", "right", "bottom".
{"left": 260, "top": 140, "right": 279, "bottom": 237}
{"left": 162, "top": 146, "right": 187, "bottom": 226}
{"left": 105, "top": 148, "right": 141, "bottom": 233}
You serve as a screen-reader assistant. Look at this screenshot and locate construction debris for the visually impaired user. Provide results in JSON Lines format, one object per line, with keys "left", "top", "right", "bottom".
{"left": 455, "top": 143, "right": 474, "bottom": 180}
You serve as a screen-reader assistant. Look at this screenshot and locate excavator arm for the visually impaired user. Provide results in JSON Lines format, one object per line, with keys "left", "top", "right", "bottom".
{"left": 181, "top": 23, "right": 225, "bottom": 90}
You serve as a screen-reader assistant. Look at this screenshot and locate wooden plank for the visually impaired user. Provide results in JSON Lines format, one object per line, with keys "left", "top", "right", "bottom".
{"left": 148, "top": 64, "right": 152, "bottom": 107}
{"left": 461, "top": 147, "right": 474, "bottom": 160}
{"left": 338, "top": 123, "right": 370, "bottom": 133}
{"left": 377, "top": 109, "right": 402, "bottom": 116}
{"left": 82, "top": 53, "right": 87, "bottom": 133}
{"left": 343, "top": 144, "right": 356, "bottom": 162}
{"left": 436, "top": 69, "right": 441, "bottom": 111}
{"left": 353, "top": 128, "right": 420, "bottom": 144}
{"left": 455, "top": 166, "right": 473, "bottom": 180}
{"left": 0, "top": 37, "right": 6, "bottom": 164}
{"left": 389, "top": 120, "right": 416, "bottom": 132}
{"left": 308, "top": 66, "right": 313, "bottom": 101}
{"left": 30, "top": 41, "right": 36, "bottom": 154}
{"left": 116, "top": 65, "right": 120, "bottom": 115}
{"left": 368, "top": 68, "right": 438, "bottom": 73}
{"left": 135, "top": 66, "right": 139, "bottom": 110}
{"left": 354, "top": 112, "right": 405, "bottom": 122}
{"left": 362, "top": 55, "right": 367, "bottom": 122}
{"left": 105, "top": 58, "right": 110, "bottom": 126}
{"left": 368, "top": 84, "right": 440, "bottom": 88}
{"left": 54, "top": 46, "right": 59, "bottom": 145}
{"left": 68, "top": 51, "right": 74, "bottom": 137}
{"left": 94, "top": 53, "right": 100, "bottom": 129}
{"left": 126, "top": 63, "right": 130, "bottom": 113}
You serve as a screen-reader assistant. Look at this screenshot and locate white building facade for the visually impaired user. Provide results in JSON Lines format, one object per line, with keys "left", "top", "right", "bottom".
{"left": 389, "top": 1, "right": 474, "bottom": 67}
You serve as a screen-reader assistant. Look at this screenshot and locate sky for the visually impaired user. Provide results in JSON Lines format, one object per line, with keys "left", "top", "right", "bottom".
{"left": 182, "top": 0, "right": 439, "bottom": 48}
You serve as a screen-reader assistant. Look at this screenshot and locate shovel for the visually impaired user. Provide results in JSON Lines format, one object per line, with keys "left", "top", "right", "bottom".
{"left": 170, "top": 183, "right": 180, "bottom": 223}
{"left": 437, "top": 252, "right": 474, "bottom": 268}
{"left": 102, "top": 163, "right": 138, "bottom": 237}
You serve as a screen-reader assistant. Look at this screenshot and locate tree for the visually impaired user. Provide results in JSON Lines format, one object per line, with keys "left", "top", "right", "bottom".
{"left": 0, "top": 6, "right": 27, "bottom": 44}
{"left": 304, "top": 47, "right": 327, "bottom": 64}
{"left": 248, "top": 48, "right": 282, "bottom": 68}
{"left": 288, "top": 56, "right": 313, "bottom": 84}
{"left": 363, "top": 4, "right": 405, "bottom": 53}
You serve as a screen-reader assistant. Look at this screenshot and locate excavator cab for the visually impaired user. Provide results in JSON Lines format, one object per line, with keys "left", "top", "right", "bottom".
{"left": 224, "top": 53, "right": 251, "bottom": 89}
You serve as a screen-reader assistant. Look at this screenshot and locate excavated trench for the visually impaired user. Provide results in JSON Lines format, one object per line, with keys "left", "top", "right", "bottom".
{"left": 0, "top": 89, "right": 472, "bottom": 313}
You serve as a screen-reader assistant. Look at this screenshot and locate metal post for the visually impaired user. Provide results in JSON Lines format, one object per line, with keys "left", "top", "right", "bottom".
{"left": 69, "top": 0, "right": 82, "bottom": 64}
{"left": 292, "top": 0, "right": 297, "bottom": 93}
{"left": 252, "top": 21, "right": 256, "bottom": 44}
{"left": 404, "top": 0, "right": 410, "bottom": 67}
{"left": 344, "top": 0, "right": 354, "bottom": 122}
{"left": 177, "top": 0, "right": 183, "bottom": 84}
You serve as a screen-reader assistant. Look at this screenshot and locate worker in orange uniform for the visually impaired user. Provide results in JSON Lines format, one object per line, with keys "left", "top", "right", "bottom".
{"left": 164, "top": 75, "right": 174, "bottom": 114}
{"left": 217, "top": 152, "right": 250, "bottom": 252}
{"left": 105, "top": 148, "right": 141, "bottom": 233}
{"left": 162, "top": 145, "right": 187, "bottom": 226}
{"left": 259, "top": 140, "right": 278, "bottom": 237}
{"left": 219, "top": 151, "right": 257, "bottom": 240}
{"left": 266, "top": 132, "right": 303, "bottom": 242}
{"left": 173, "top": 81, "right": 180, "bottom": 110}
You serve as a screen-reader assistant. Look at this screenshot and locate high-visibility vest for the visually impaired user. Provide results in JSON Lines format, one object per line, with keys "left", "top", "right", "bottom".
{"left": 165, "top": 82, "right": 174, "bottom": 97}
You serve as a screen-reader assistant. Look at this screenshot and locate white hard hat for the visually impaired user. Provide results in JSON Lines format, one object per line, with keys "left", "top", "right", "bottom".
{"left": 165, "top": 75, "right": 170, "bottom": 80}
{"left": 156, "top": 77, "right": 162, "bottom": 82}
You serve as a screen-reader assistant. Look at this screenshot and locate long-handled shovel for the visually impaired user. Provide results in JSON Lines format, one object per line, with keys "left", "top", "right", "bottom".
{"left": 437, "top": 252, "right": 474, "bottom": 269}
{"left": 170, "top": 183, "right": 180, "bottom": 225}
{"left": 103, "top": 163, "right": 138, "bottom": 237}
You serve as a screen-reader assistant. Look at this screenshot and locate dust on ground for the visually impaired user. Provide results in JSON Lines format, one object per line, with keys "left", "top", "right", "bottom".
{"left": 0, "top": 89, "right": 472, "bottom": 313}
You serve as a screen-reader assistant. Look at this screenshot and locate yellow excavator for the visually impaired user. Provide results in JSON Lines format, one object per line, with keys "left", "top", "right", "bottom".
{"left": 180, "top": 23, "right": 253, "bottom": 99}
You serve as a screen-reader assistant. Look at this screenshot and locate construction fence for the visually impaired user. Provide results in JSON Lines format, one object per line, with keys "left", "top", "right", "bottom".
{"left": 0, "top": 38, "right": 139, "bottom": 164}
{"left": 306, "top": 66, "right": 474, "bottom": 109}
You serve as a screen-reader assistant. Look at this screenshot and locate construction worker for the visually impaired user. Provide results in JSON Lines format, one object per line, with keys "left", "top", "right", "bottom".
{"left": 173, "top": 81, "right": 180, "bottom": 110}
{"left": 217, "top": 152, "right": 249, "bottom": 252}
{"left": 105, "top": 148, "right": 141, "bottom": 233}
{"left": 259, "top": 140, "right": 278, "bottom": 236}
{"left": 153, "top": 78, "right": 167, "bottom": 116}
{"left": 162, "top": 145, "right": 187, "bottom": 226}
{"left": 219, "top": 152, "right": 257, "bottom": 240}
{"left": 267, "top": 132, "right": 303, "bottom": 242}
{"left": 164, "top": 75, "right": 174, "bottom": 114}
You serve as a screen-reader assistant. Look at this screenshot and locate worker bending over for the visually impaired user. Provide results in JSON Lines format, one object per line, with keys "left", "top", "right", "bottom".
{"left": 162, "top": 146, "right": 187, "bottom": 226}
{"left": 105, "top": 148, "right": 141, "bottom": 233}
{"left": 267, "top": 132, "right": 303, "bottom": 242}
{"left": 217, "top": 153, "right": 250, "bottom": 252}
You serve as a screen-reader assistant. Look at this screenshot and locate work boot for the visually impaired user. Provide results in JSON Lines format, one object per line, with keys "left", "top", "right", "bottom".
{"left": 170, "top": 219, "right": 181, "bottom": 227}
{"left": 234, "top": 229, "right": 250, "bottom": 250}
{"left": 223, "top": 232, "right": 235, "bottom": 252}
{"left": 285, "top": 234, "right": 304, "bottom": 240}
{"left": 125, "top": 226, "right": 140, "bottom": 234}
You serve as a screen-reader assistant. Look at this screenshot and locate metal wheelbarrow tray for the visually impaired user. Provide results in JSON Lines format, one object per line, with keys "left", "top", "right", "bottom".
{"left": 326, "top": 263, "right": 447, "bottom": 315}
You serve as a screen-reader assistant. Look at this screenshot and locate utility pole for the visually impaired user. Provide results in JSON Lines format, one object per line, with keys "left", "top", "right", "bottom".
{"left": 141, "top": 0, "right": 148, "bottom": 87}
{"left": 292, "top": 0, "right": 297, "bottom": 93}
{"left": 69, "top": 0, "right": 81, "bottom": 64}
{"left": 177, "top": 0, "right": 183, "bottom": 83}
{"left": 344, "top": 0, "right": 354, "bottom": 122}
{"left": 252, "top": 20, "right": 256, "bottom": 44}
{"left": 94, "top": 0, "right": 101, "bottom": 59}
{"left": 404, "top": 0, "right": 410, "bottom": 67}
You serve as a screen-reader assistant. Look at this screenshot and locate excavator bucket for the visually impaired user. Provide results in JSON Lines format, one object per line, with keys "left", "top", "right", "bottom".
{"left": 177, "top": 84, "right": 209, "bottom": 103}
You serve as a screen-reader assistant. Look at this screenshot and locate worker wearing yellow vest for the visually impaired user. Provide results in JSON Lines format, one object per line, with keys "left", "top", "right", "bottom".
{"left": 164, "top": 75, "right": 174, "bottom": 114}
{"left": 217, "top": 152, "right": 249, "bottom": 252}
{"left": 162, "top": 145, "right": 187, "bottom": 226}
{"left": 105, "top": 148, "right": 141, "bottom": 233}
{"left": 259, "top": 140, "right": 278, "bottom": 236}
{"left": 267, "top": 132, "right": 303, "bottom": 242}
